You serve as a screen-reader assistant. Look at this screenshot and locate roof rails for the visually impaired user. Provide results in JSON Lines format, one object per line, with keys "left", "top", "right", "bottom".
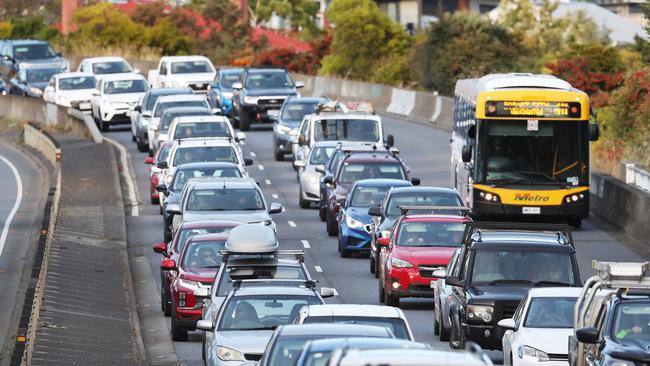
{"left": 398, "top": 205, "right": 470, "bottom": 215}
{"left": 342, "top": 144, "right": 400, "bottom": 157}
{"left": 232, "top": 279, "right": 317, "bottom": 289}
{"left": 219, "top": 249, "right": 305, "bottom": 263}
{"left": 462, "top": 221, "right": 574, "bottom": 248}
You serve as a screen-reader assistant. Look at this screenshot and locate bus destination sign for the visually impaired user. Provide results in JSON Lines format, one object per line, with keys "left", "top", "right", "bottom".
{"left": 485, "top": 101, "right": 582, "bottom": 119}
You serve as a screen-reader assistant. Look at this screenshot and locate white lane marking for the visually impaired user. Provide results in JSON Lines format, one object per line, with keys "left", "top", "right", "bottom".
{"left": 258, "top": 164, "right": 264, "bottom": 171}
{"left": 250, "top": 152, "right": 256, "bottom": 157}
{"left": 103, "top": 137, "right": 139, "bottom": 216}
{"left": 272, "top": 194, "right": 279, "bottom": 199}
{"left": 288, "top": 220, "right": 297, "bottom": 228}
{"left": 265, "top": 179, "right": 272, "bottom": 185}
{"left": 301, "top": 240, "right": 310, "bottom": 249}
{"left": 0, "top": 155, "right": 23, "bottom": 257}
{"left": 332, "top": 288, "right": 339, "bottom": 296}
{"left": 314, "top": 265, "right": 323, "bottom": 272}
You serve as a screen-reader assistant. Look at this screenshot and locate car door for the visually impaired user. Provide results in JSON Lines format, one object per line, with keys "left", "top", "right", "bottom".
{"left": 437, "top": 249, "right": 460, "bottom": 328}
{"left": 379, "top": 220, "right": 399, "bottom": 289}
{"left": 502, "top": 293, "right": 528, "bottom": 364}
{"left": 295, "top": 117, "right": 310, "bottom": 163}
{"left": 449, "top": 248, "right": 469, "bottom": 334}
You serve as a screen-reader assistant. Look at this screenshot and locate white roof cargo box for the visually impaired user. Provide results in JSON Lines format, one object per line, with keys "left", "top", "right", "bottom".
{"left": 224, "top": 224, "right": 279, "bottom": 253}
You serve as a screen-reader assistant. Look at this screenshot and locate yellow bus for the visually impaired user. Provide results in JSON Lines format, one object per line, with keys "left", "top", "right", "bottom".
{"left": 451, "top": 73, "right": 599, "bottom": 228}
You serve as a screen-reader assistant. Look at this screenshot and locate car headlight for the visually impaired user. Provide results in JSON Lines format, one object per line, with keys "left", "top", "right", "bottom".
{"left": 56, "top": 95, "right": 70, "bottom": 105}
{"left": 244, "top": 96, "right": 258, "bottom": 104}
{"left": 467, "top": 305, "right": 493, "bottom": 323}
{"left": 518, "top": 345, "right": 550, "bottom": 362}
{"left": 216, "top": 346, "right": 245, "bottom": 362}
{"left": 390, "top": 257, "right": 413, "bottom": 268}
{"left": 304, "top": 173, "right": 319, "bottom": 184}
{"left": 345, "top": 215, "right": 363, "bottom": 229}
{"left": 602, "top": 354, "right": 635, "bottom": 366}
{"left": 276, "top": 124, "right": 292, "bottom": 135}
{"left": 222, "top": 92, "right": 233, "bottom": 100}
{"left": 177, "top": 278, "right": 200, "bottom": 289}
{"left": 28, "top": 87, "right": 43, "bottom": 96}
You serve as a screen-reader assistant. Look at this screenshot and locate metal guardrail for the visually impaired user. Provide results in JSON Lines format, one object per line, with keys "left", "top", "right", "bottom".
{"left": 23, "top": 122, "right": 61, "bottom": 166}
{"left": 624, "top": 163, "right": 650, "bottom": 192}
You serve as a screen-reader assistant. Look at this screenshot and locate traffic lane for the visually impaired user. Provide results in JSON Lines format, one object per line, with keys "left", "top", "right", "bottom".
{"left": 0, "top": 142, "right": 48, "bottom": 359}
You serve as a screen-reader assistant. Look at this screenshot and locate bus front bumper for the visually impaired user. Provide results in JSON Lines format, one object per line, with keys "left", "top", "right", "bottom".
{"left": 473, "top": 200, "right": 589, "bottom": 219}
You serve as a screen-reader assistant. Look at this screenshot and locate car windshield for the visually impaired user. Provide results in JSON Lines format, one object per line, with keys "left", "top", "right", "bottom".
{"left": 59, "top": 76, "right": 96, "bottom": 90}
{"left": 219, "top": 295, "right": 321, "bottom": 331}
{"left": 172, "top": 122, "right": 231, "bottom": 140}
{"left": 471, "top": 250, "right": 575, "bottom": 286}
{"left": 217, "top": 265, "right": 306, "bottom": 296}
{"left": 220, "top": 72, "right": 241, "bottom": 89}
{"left": 172, "top": 166, "right": 241, "bottom": 191}
{"left": 309, "top": 146, "right": 335, "bottom": 165}
{"left": 145, "top": 91, "right": 191, "bottom": 111}
{"left": 314, "top": 119, "right": 380, "bottom": 142}
{"left": 281, "top": 102, "right": 319, "bottom": 123}
{"left": 104, "top": 79, "right": 147, "bottom": 94}
{"left": 524, "top": 297, "right": 576, "bottom": 328}
{"left": 612, "top": 302, "right": 650, "bottom": 345}
{"left": 386, "top": 192, "right": 463, "bottom": 217}
{"left": 350, "top": 186, "right": 391, "bottom": 207}
{"left": 160, "top": 110, "right": 211, "bottom": 130}
{"left": 174, "top": 227, "right": 237, "bottom": 252}
{"left": 186, "top": 188, "right": 264, "bottom": 211}
{"left": 173, "top": 146, "right": 237, "bottom": 166}
{"left": 13, "top": 44, "right": 56, "bottom": 60}
{"left": 171, "top": 61, "right": 213, "bottom": 74}
{"left": 396, "top": 222, "right": 465, "bottom": 247}
{"left": 25, "top": 68, "right": 60, "bottom": 83}
{"left": 245, "top": 72, "right": 294, "bottom": 89}
{"left": 302, "top": 316, "right": 409, "bottom": 340}
{"left": 339, "top": 163, "right": 405, "bottom": 183}
{"left": 155, "top": 100, "right": 208, "bottom": 118}
{"left": 92, "top": 61, "right": 132, "bottom": 74}
{"left": 181, "top": 241, "right": 226, "bottom": 268}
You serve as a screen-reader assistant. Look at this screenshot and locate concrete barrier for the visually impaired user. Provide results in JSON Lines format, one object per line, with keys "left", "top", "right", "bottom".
{"left": 23, "top": 122, "right": 61, "bottom": 166}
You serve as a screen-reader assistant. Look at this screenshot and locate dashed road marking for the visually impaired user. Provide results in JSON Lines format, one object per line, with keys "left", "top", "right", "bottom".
{"left": 288, "top": 221, "right": 297, "bottom": 228}
{"left": 258, "top": 164, "right": 264, "bottom": 171}
{"left": 301, "top": 240, "right": 310, "bottom": 249}
{"left": 272, "top": 194, "right": 279, "bottom": 199}
{"left": 265, "top": 179, "right": 272, "bottom": 185}
{"left": 314, "top": 265, "right": 323, "bottom": 272}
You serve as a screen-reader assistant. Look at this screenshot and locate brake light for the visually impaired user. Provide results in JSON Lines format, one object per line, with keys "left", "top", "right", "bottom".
{"left": 178, "top": 292, "right": 186, "bottom": 307}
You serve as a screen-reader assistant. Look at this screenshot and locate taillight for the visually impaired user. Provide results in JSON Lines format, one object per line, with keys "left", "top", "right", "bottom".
{"left": 178, "top": 292, "right": 186, "bottom": 307}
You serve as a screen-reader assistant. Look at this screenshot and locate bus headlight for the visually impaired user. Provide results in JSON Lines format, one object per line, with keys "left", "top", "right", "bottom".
{"left": 478, "top": 191, "right": 500, "bottom": 202}
{"left": 564, "top": 193, "right": 585, "bottom": 204}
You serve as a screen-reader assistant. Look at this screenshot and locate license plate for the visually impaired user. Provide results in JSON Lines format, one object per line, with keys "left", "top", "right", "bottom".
{"left": 79, "top": 102, "right": 91, "bottom": 110}
{"left": 522, "top": 207, "right": 541, "bottom": 214}
{"left": 430, "top": 280, "right": 437, "bottom": 288}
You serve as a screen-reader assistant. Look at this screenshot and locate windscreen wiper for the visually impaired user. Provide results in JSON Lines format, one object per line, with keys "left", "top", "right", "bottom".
{"left": 533, "top": 280, "right": 574, "bottom": 287}
{"left": 486, "top": 279, "right": 533, "bottom": 286}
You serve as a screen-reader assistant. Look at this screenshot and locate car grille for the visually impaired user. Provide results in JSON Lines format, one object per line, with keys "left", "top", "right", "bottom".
{"left": 408, "top": 284, "right": 434, "bottom": 293}
{"left": 258, "top": 98, "right": 285, "bottom": 107}
{"left": 548, "top": 354, "right": 568, "bottom": 361}
{"left": 189, "top": 83, "right": 208, "bottom": 92}
{"left": 245, "top": 354, "right": 262, "bottom": 361}
{"left": 418, "top": 265, "right": 444, "bottom": 278}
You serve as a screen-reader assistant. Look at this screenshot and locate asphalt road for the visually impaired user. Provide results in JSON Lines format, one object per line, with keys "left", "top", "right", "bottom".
{"left": 105, "top": 114, "right": 646, "bottom": 365}
{"left": 0, "top": 142, "right": 48, "bottom": 364}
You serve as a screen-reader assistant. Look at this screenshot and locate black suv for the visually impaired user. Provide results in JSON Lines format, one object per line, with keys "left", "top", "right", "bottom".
{"left": 442, "top": 222, "right": 582, "bottom": 350}
{"left": 0, "top": 39, "right": 68, "bottom": 82}
{"left": 232, "top": 68, "right": 304, "bottom": 131}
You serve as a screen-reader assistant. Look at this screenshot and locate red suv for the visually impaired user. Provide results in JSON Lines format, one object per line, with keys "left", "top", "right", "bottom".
{"left": 323, "top": 150, "right": 419, "bottom": 236}
{"left": 152, "top": 220, "right": 241, "bottom": 316}
{"left": 164, "top": 233, "right": 228, "bottom": 341}
{"left": 378, "top": 210, "right": 469, "bottom": 307}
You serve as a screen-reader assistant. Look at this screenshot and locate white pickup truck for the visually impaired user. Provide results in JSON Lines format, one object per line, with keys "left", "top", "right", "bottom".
{"left": 147, "top": 55, "right": 216, "bottom": 93}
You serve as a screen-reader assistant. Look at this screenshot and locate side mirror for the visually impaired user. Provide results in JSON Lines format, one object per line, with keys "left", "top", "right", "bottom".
{"left": 152, "top": 242, "right": 168, "bottom": 255}
{"left": 134, "top": 105, "right": 142, "bottom": 113}
{"left": 589, "top": 123, "right": 599, "bottom": 141}
{"left": 376, "top": 237, "right": 390, "bottom": 247}
{"left": 445, "top": 275, "right": 464, "bottom": 287}
{"left": 498, "top": 318, "right": 517, "bottom": 331}
{"left": 194, "top": 287, "right": 211, "bottom": 298}
{"left": 235, "top": 131, "right": 246, "bottom": 142}
{"left": 295, "top": 81, "right": 305, "bottom": 89}
{"left": 269, "top": 203, "right": 283, "bottom": 214}
{"left": 156, "top": 161, "right": 168, "bottom": 169}
{"left": 166, "top": 204, "right": 181, "bottom": 215}
{"left": 385, "top": 134, "right": 395, "bottom": 147}
{"left": 323, "top": 176, "right": 333, "bottom": 185}
{"left": 368, "top": 205, "right": 382, "bottom": 217}
{"left": 244, "top": 158, "right": 254, "bottom": 166}
{"left": 410, "top": 177, "right": 421, "bottom": 186}
{"left": 196, "top": 320, "right": 215, "bottom": 332}
{"left": 161, "top": 258, "right": 176, "bottom": 270}
{"left": 315, "top": 165, "right": 325, "bottom": 174}
{"left": 298, "top": 135, "right": 307, "bottom": 146}
{"left": 432, "top": 268, "right": 446, "bottom": 279}
{"left": 461, "top": 145, "right": 472, "bottom": 163}
{"left": 144, "top": 157, "right": 154, "bottom": 165}
{"left": 576, "top": 327, "right": 599, "bottom": 344}
{"left": 319, "top": 287, "right": 335, "bottom": 298}
{"left": 336, "top": 198, "right": 346, "bottom": 207}
{"left": 155, "top": 184, "right": 167, "bottom": 193}
{"left": 232, "top": 82, "right": 243, "bottom": 90}
{"left": 293, "top": 160, "right": 305, "bottom": 169}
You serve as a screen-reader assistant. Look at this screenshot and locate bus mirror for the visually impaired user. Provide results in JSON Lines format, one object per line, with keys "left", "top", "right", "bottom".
{"left": 468, "top": 125, "right": 476, "bottom": 139}
{"left": 461, "top": 145, "right": 472, "bottom": 163}
{"left": 589, "top": 124, "right": 599, "bottom": 141}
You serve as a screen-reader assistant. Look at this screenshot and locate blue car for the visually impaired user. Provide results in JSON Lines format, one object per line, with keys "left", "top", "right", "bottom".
{"left": 337, "top": 179, "right": 412, "bottom": 257}
{"left": 208, "top": 68, "right": 243, "bottom": 116}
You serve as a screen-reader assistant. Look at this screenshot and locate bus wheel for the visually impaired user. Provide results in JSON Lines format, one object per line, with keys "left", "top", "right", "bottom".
{"left": 569, "top": 217, "right": 582, "bottom": 229}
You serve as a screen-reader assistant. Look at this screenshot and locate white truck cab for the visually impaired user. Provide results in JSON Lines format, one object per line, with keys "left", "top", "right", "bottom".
{"left": 147, "top": 55, "right": 216, "bottom": 93}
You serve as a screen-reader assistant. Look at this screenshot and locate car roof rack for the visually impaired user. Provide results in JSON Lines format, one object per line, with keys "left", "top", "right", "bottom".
{"left": 342, "top": 144, "right": 400, "bottom": 157}
{"left": 232, "top": 278, "right": 317, "bottom": 289}
{"left": 398, "top": 205, "right": 470, "bottom": 215}
{"left": 462, "top": 221, "right": 574, "bottom": 248}
{"left": 574, "top": 261, "right": 650, "bottom": 341}
{"left": 220, "top": 249, "right": 305, "bottom": 263}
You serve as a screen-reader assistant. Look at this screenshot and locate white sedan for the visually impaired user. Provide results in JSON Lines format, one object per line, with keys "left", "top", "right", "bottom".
{"left": 42, "top": 72, "right": 97, "bottom": 112}
{"left": 91, "top": 73, "right": 149, "bottom": 132}
{"left": 499, "top": 287, "right": 582, "bottom": 366}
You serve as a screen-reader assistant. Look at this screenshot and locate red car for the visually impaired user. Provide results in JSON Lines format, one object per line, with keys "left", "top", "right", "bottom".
{"left": 144, "top": 140, "right": 174, "bottom": 206}
{"left": 378, "top": 212, "right": 470, "bottom": 307}
{"left": 152, "top": 220, "right": 242, "bottom": 316}
{"left": 164, "top": 233, "right": 228, "bottom": 341}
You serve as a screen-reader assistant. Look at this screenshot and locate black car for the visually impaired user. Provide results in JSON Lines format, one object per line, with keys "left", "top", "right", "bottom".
{"left": 272, "top": 96, "right": 328, "bottom": 161}
{"left": 8, "top": 65, "right": 62, "bottom": 98}
{"left": 232, "top": 68, "right": 304, "bottom": 131}
{"left": 0, "top": 39, "right": 68, "bottom": 82}
{"left": 367, "top": 186, "right": 463, "bottom": 277}
{"left": 441, "top": 222, "right": 582, "bottom": 350}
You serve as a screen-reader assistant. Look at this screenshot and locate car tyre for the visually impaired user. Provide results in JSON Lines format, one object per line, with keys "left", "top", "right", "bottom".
{"left": 448, "top": 314, "right": 465, "bottom": 349}
{"left": 569, "top": 217, "right": 582, "bottom": 229}
{"left": 385, "top": 290, "right": 400, "bottom": 307}
{"left": 137, "top": 136, "right": 148, "bottom": 153}
{"left": 436, "top": 301, "right": 450, "bottom": 341}
{"left": 319, "top": 205, "right": 326, "bottom": 222}
{"left": 239, "top": 109, "right": 251, "bottom": 131}
{"left": 131, "top": 133, "right": 136, "bottom": 142}
{"left": 274, "top": 148, "right": 284, "bottom": 162}
{"left": 151, "top": 193, "right": 159, "bottom": 205}
{"left": 378, "top": 279, "right": 385, "bottom": 303}
{"left": 326, "top": 217, "right": 338, "bottom": 236}
{"left": 339, "top": 236, "right": 351, "bottom": 258}
{"left": 171, "top": 301, "right": 188, "bottom": 341}
{"left": 298, "top": 190, "right": 310, "bottom": 209}
{"left": 369, "top": 255, "right": 376, "bottom": 274}
{"left": 164, "top": 227, "right": 172, "bottom": 243}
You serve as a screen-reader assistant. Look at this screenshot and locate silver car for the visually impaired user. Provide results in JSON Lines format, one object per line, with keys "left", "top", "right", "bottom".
{"left": 432, "top": 248, "right": 462, "bottom": 342}
{"left": 295, "top": 141, "right": 339, "bottom": 208}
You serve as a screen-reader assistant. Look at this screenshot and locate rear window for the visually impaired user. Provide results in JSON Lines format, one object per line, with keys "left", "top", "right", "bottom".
{"left": 59, "top": 76, "right": 96, "bottom": 90}
{"left": 386, "top": 192, "right": 462, "bottom": 216}
{"left": 339, "top": 163, "right": 405, "bottom": 183}
{"left": 104, "top": 79, "right": 147, "bottom": 94}
{"left": 171, "top": 61, "right": 213, "bottom": 74}
{"left": 92, "top": 61, "right": 132, "bottom": 74}
{"left": 314, "top": 119, "right": 379, "bottom": 143}
{"left": 174, "top": 226, "right": 237, "bottom": 252}
{"left": 303, "top": 316, "right": 409, "bottom": 339}
{"left": 155, "top": 100, "right": 208, "bottom": 118}
{"left": 173, "top": 122, "right": 231, "bottom": 140}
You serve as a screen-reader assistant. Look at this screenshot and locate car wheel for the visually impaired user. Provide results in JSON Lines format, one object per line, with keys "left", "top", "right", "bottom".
{"left": 131, "top": 133, "right": 136, "bottom": 142}
{"left": 162, "top": 282, "right": 171, "bottom": 317}
{"left": 164, "top": 228, "right": 172, "bottom": 243}
{"left": 298, "top": 189, "right": 310, "bottom": 209}
{"left": 201, "top": 332, "right": 206, "bottom": 362}
{"left": 373, "top": 256, "right": 380, "bottom": 279}
{"left": 159, "top": 205, "right": 163, "bottom": 215}
{"left": 448, "top": 314, "right": 464, "bottom": 349}
{"left": 151, "top": 192, "right": 159, "bottom": 205}
{"left": 137, "top": 136, "right": 148, "bottom": 153}
{"left": 434, "top": 303, "right": 440, "bottom": 336}
{"left": 385, "top": 290, "right": 400, "bottom": 307}
{"left": 378, "top": 279, "right": 385, "bottom": 303}
{"left": 171, "top": 301, "right": 188, "bottom": 341}
{"left": 339, "top": 236, "right": 351, "bottom": 258}
{"left": 437, "top": 301, "right": 450, "bottom": 341}
{"left": 319, "top": 205, "right": 326, "bottom": 222}
{"left": 369, "top": 255, "right": 376, "bottom": 274}
{"left": 239, "top": 109, "right": 251, "bottom": 131}
{"left": 274, "top": 148, "right": 284, "bottom": 162}
{"left": 98, "top": 112, "right": 109, "bottom": 132}
{"left": 326, "top": 217, "right": 338, "bottom": 236}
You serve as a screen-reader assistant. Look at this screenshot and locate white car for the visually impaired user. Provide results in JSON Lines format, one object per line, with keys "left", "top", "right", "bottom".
{"left": 42, "top": 72, "right": 97, "bottom": 112}
{"left": 294, "top": 304, "right": 415, "bottom": 340}
{"left": 332, "top": 348, "right": 494, "bottom": 366}
{"left": 77, "top": 56, "right": 138, "bottom": 76}
{"left": 91, "top": 73, "right": 149, "bottom": 131}
{"left": 147, "top": 94, "right": 211, "bottom": 153}
{"left": 499, "top": 287, "right": 582, "bottom": 366}
{"left": 147, "top": 55, "right": 216, "bottom": 93}
{"left": 295, "top": 141, "right": 338, "bottom": 208}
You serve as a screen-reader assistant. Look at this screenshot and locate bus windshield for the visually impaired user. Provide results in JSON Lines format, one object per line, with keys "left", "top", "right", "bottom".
{"left": 480, "top": 120, "right": 586, "bottom": 186}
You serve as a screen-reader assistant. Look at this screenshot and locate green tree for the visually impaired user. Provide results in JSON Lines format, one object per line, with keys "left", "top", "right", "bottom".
{"left": 249, "top": 0, "right": 321, "bottom": 36}
{"left": 320, "top": 0, "right": 410, "bottom": 81}
{"left": 69, "top": 3, "right": 148, "bottom": 48}
{"left": 145, "top": 18, "right": 196, "bottom": 55}
{"left": 412, "top": 12, "right": 523, "bottom": 94}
